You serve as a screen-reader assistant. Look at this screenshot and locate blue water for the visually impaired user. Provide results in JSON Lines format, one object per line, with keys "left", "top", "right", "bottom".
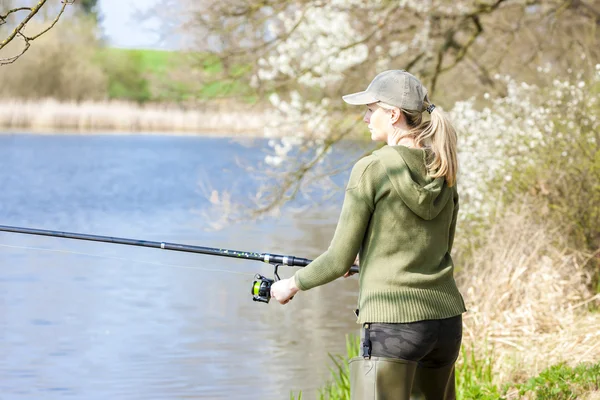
{"left": 0, "top": 134, "right": 362, "bottom": 399}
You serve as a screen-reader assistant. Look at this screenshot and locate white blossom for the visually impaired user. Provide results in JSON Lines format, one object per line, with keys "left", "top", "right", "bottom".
{"left": 252, "top": 0, "right": 599, "bottom": 221}
{"left": 450, "top": 69, "right": 599, "bottom": 221}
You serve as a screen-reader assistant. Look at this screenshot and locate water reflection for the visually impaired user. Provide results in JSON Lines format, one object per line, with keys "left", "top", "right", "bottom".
{"left": 0, "top": 134, "right": 361, "bottom": 399}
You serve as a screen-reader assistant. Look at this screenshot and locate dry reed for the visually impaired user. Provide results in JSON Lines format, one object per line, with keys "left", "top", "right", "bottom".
{"left": 0, "top": 98, "right": 267, "bottom": 136}
{"left": 456, "top": 200, "right": 600, "bottom": 385}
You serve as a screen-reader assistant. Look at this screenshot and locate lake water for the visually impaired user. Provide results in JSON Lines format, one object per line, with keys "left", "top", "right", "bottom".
{"left": 0, "top": 134, "right": 363, "bottom": 399}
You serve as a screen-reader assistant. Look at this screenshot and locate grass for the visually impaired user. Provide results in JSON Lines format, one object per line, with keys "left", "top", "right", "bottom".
{"left": 98, "top": 48, "right": 179, "bottom": 75}
{"left": 95, "top": 48, "right": 257, "bottom": 103}
{"left": 316, "top": 334, "right": 360, "bottom": 399}
{"left": 290, "top": 335, "right": 357, "bottom": 400}
{"left": 95, "top": 48, "right": 180, "bottom": 103}
{"left": 511, "top": 362, "right": 600, "bottom": 399}
{"left": 456, "top": 346, "right": 500, "bottom": 399}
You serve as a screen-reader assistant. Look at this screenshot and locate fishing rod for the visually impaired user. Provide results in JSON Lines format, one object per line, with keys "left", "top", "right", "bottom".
{"left": 0, "top": 224, "right": 359, "bottom": 303}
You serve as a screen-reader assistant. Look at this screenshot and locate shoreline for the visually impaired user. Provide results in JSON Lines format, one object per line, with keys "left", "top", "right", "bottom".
{"left": 0, "top": 127, "right": 266, "bottom": 138}
{"left": 0, "top": 98, "right": 267, "bottom": 138}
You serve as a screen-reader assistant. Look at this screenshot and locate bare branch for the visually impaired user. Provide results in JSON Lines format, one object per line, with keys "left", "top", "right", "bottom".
{"left": 0, "top": 7, "right": 33, "bottom": 23}
{"left": 27, "top": 0, "right": 72, "bottom": 41}
{"left": 0, "top": 0, "right": 48, "bottom": 51}
{"left": 1, "top": 0, "right": 75, "bottom": 66}
{"left": 0, "top": 32, "right": 31, "bottom": 65}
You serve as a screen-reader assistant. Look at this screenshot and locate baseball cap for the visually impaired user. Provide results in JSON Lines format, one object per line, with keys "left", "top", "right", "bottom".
{"left": 342, "top": 70, "right": 430, "bottom": 112}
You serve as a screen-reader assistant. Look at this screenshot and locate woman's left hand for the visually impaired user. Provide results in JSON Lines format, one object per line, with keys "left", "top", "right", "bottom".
{"left": 270, "top": 277, "right": 300, "bottom": 305}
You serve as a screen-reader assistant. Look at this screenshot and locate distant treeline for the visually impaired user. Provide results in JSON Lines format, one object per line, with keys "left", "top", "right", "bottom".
{"left": 0, "top": 15, "right": 253, "bottom": 105}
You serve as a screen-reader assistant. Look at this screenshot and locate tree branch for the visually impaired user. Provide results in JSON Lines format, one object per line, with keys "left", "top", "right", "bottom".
{"left": 27, "top": 0, "right": 72, "bottom": 41}
{"left": 0, "top": 7, "right": 33, "bottom": 24}
{"left": 0, "top": 0, "right": 75, "bottom": 66}
{"left": 0, "top": 0, "right": 48, "bottom": 51}
{"left": 178, "top": 0, "right": 600, "bottom": 220}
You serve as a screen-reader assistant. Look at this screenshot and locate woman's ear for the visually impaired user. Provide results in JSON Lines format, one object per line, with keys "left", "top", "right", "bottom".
{"left": 390, "top": 107, "right": 402, "bottom": 124}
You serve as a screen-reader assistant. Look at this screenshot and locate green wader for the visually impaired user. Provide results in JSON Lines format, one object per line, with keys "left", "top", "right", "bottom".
{"left": 349, "top": 324, "right": 457, "bottom": 400}
{"left": 349, "top": 356, "right": 417, "bottom": 399}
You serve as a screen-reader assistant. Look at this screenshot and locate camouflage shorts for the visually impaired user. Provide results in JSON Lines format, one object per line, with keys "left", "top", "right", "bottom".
{"left": 365, "top": 315, "right": 462, "bottom": 368}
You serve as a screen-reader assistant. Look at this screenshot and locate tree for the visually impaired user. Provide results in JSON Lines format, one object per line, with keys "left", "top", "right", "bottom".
{"left": 178, "top": 0, "right": 600, "bottom": 220}
{"left": 0, "top": 0, "right": 75, "bottom": 65}
{"left": 78, "top": 0, "right": 99, "bottom": 22}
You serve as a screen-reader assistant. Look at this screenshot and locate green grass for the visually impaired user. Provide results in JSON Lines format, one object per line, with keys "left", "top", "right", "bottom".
{"left": 316, "top": 334, "right": 360, "bottom": 399}
{"left": 95, "top": 47, "right": 173, "bottom": 102}
{"left": 511, "top": 362, "right": 600, "bottom": 399}
{"left": 98, "top": 48, "right": 178, "bottom": 75}
{"left": 456, "top": 345, "right": 501, "bottom": 400}
{"left": 194, "top": 54, "right": 257, "bottom": 102}
{"left": 291, "top": 336, "right": 600, "bottom": 400}
{"left": 291, "top": 334, "right": 358, "bottom": 400}
{"left": 95, "top": 48, "right": 257, "bottom": 103}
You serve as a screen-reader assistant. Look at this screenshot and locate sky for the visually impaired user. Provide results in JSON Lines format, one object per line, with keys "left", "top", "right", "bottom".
{"left": 98, "top": 0, "right": 172, "bottom": 49}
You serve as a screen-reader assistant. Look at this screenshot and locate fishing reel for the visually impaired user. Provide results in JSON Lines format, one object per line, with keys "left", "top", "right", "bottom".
{"left": 251, "top": 264, "right": 281, "bottom": 303}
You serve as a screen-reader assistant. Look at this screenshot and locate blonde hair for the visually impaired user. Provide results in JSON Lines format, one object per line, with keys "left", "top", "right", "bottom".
{"left": 378, "top": 101, "right": 458, "bottom": 187}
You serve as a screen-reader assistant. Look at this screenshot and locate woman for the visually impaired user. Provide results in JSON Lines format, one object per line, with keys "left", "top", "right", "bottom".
{"left": 270, "top": 70, "right": 466, "bottom": 400}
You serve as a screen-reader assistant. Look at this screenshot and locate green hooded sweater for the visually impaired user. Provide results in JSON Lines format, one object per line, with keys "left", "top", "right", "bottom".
{"left": 294, "top": 145, "right": 466, "bottom": 324}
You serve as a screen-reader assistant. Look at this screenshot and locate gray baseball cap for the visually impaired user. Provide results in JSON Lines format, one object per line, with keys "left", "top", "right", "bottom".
{"left": 342, "top": 70, "right": 429, "bottom": 112}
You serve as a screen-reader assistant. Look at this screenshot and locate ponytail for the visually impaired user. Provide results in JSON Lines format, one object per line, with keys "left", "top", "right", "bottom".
{"left": 416, "top": 104, "right": 458, "bottom": 187}
{"left": 379, "top": 101, "right": 458, "bottom": 187}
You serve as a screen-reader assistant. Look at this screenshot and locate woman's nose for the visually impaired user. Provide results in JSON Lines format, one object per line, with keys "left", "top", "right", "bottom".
{"left": 363, "top": 114, "right": 370, "bottom": 123}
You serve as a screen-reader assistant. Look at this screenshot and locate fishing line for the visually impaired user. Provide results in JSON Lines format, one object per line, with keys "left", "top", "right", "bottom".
{"left": 0, "top": 224, "right": 359, "bottom": 303}
{"left": 0, "top": 243, "right": 257, "bottom": 277}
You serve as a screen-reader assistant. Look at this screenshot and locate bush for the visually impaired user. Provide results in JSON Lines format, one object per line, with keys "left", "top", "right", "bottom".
{"left": 497, "top": 71, "right": 600, "bottom": 291}
{"left": 450, "top": 67, "right": 600, "bottom": 289}
{"left": 499, "top": 71, "right": 600, "bottom": 250}
{"left": 96, "top": 48, "right": 152, "bottom": 103}
{"left": 0, "top": 17, "right": 108, "bottom": 101}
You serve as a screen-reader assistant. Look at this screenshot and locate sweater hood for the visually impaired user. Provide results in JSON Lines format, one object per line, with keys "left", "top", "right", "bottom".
{"left": 373, "top": 145, "right": 452, "bottom": 220}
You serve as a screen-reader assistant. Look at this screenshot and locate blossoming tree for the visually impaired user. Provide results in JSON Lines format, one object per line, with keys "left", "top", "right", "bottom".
{"left": 181, "top": 0, "right": 599, "bottom": 223}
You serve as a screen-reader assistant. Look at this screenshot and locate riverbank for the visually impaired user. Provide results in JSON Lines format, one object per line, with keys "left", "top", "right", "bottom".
{"left": 0, "top": 99, "right": 266, "bottom": 137}
{"left": 295, "top": 202, "right": 600, "bottom": 399}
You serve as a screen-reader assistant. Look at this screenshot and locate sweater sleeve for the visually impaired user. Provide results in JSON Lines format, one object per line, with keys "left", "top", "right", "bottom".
{"left": 447, "top": 187, "right": 459, "bottom": 254}
{"left": 294, "top": 157, "right": 376, "bottom": 291}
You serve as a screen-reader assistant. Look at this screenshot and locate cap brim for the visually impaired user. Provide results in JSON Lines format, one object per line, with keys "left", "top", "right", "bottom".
{"left": 342, "top": 91, "right": 379, "bottom": 105}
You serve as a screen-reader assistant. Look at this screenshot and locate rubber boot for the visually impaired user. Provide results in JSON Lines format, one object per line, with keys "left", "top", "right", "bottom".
{"left": 349, "top": 356, "right": 417, "bottom": 400}
{"left": 411, "top": 363, "right": 456, "bottom": 400}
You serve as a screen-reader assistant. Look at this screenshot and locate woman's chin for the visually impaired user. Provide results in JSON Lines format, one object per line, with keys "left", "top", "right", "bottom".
{"left": 370, "top": 131, "right": 384, "bottom": 142}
